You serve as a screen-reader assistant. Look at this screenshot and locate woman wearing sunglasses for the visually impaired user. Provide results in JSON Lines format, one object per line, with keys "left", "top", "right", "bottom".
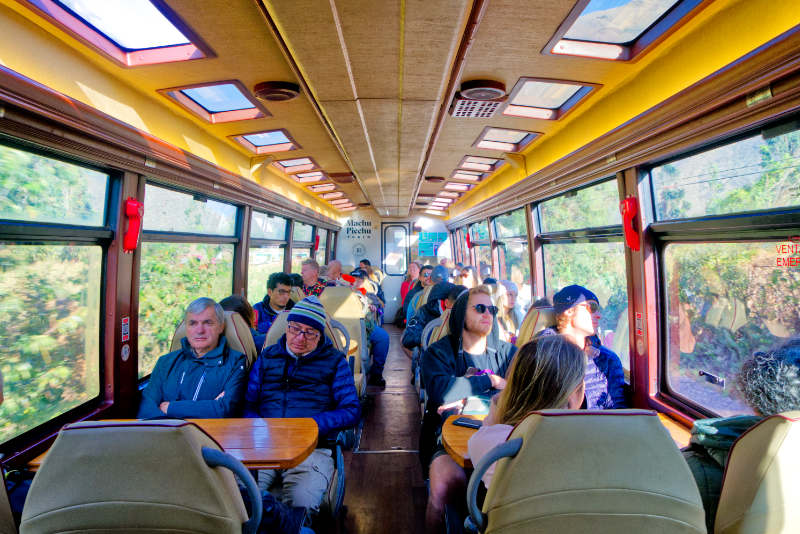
{"left": 538, "top": 284, "right": 628, "bottom": 410}
{"left": 459, "top": 266, "right": 479, "bottom": 289}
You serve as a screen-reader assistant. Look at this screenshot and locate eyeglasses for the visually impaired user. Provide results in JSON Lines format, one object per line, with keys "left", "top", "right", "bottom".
{"left": 472, "top": 304, "right": 498, "bottom": 316}
{"left": 422, "top": 272, "right": 431, "bottom": 278}
{"left": 580, "top": 301, "right": 600, "bottom": 313}
{"left": 273, "top": 288, "right": 291, "bottom": 296}
{"left": 287, "top": 324, "right": 320, "bottom": 341}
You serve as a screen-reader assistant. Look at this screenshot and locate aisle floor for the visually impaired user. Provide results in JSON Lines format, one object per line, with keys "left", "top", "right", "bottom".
{"left": 337, "top": 325, "right": 427, "bottom": 534}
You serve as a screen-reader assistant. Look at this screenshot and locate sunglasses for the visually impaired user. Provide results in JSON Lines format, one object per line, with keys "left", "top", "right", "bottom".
{"left": 472, "top": 304, "right": 499, "bottom": 316}
{"left": 422, "top": 272, "right": 431, "bottom": 277}
{"left": 581, "top": 301, "right": 600, "bottom": 313}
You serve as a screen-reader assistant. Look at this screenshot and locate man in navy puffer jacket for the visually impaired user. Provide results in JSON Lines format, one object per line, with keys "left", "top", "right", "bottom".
{"left": 245, "top": 295, "right": 360, "bottom": 517}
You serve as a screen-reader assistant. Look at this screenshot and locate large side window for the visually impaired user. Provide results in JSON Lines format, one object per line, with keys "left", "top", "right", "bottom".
{"left": 290, "top": 221, "right": 313, "bottom": 273}
{"left": 650, "top": 121, "right": 800, "bottom": 416}
{"left": 138, "top": 184, "right": 236, "bottom": 378}
{"left": 315, "top": 229, "right": 328, "bottom": 265}
{"left": 0, "top": 143, "right": 108, "bottom": 444}
{"left": 469, "top": 220, "right": 492, "bottom": 279}
{"left": 247, "top": 210, "right": 287, "bottom": 302}
{"left": 493, "top": 208, "right": 532, "bottom": 311}
{"left": 537, "top": 179, "right": 630, "bottom": 371}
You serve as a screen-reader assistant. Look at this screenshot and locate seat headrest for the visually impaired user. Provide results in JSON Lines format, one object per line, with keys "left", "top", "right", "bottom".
{"left": 263, "top": 310, "right": 344, "bottom": 353}
{"left": 20, "top": 420, "right": 246, "bottom": 533}
{"left": 416, "top": 285, "right": 434, "bottom": 311}
{"left": 482, "top": 409, "right": 705, "bottom": 534}
{"left": 430, "top": 308, "right": 451, "bottom": 346}
{"left": 318, "top": 286, "right": 366, "bottom": 320}
{"left": 170, "top": 310, "right": 257, "bottom": 368}
{"left": 715, "top": 411, "right": 800, "bottom": 534}
{"left": 514, "top": 306, "right": 555, "bottom": 348}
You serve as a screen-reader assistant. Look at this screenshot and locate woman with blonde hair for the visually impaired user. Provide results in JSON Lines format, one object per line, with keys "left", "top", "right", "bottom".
{"left": 467, "top": 335, "right": 586, "bottom": 488}
{"left": 459, "top": 266, "right": 479, "bottom": 289}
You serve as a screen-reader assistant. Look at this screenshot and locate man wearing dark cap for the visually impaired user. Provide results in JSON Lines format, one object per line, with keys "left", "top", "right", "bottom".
{"left": 245, "top": 295, "right": 360, "bottom": 517}
{"left": 401, "top": 265, "right": 455, "bottom": 350}
{"left": 539, "top": 284, "right": 627, "bottom": 410}
{"left": 350, "top": 268, "right": 391, "bottom": 387}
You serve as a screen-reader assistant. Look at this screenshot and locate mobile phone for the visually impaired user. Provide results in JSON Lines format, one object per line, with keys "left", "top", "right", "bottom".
{"left": 452, "top": 417, "right": 482, "bottom": 430}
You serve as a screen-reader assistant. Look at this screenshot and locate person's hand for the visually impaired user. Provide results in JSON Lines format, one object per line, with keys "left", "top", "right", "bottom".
{"left": 369, "top": 304, "right": 377, "bottom": 312}
{"left": 489, "top": 373, "right": 507, "bottom": 390}
{"left": 437, "top": 399, "right": 465, "bottom": 415}
{"left": 159, "top": 401, "right": 169, "bottom": 414}
{"left": 485, "top": 394, "right": 500, "bottom": 426}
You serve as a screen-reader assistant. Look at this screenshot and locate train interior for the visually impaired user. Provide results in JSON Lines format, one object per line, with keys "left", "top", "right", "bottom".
{"left": 1, "top": 0, "right": 800, "bottom": 533}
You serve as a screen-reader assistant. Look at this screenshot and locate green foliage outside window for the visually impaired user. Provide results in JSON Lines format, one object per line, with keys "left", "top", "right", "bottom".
{"left": 138, "top": 242, "right": 233, "bottom": 377}
{"left": 143, "top": 183, "right": 236, "bottom": 235}
{"left": 0, "top": 244, "right": 101, "bottom": 443}
{"left": 0, "top": 143, "right": 107, "bottom": 226}
{"left": 539, "top": 179, "right": 621, "bottom": 233}
{"left": 247, "top": 246, "right": 285, "bottom": 303}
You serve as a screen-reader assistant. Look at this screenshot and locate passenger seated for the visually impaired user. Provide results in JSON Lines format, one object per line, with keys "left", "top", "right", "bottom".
{"left": 459, "top": 266, "right": 479, "bottom": 289}
{"left": 300, "top": 259, "right": 327, "bottom": 297}
{"left": 403, "top": 265, "right": 455, "bottom": 350}
{"left": 245, "top": 296, "right": 361, "bottom": 518}
{"left": 498, "top": 280, "right": 524, "bottom": 337}
{"left": 683, "top": 337, "right": 800, "bottom": 532}
{"left": 403, "top": 264, "right": 433, "bottom": 321}
{"left": 467, "top": 335, "right": 585, "bottom": 488}
{"left": 324, "top": 259, "right": 348, "bottom": 287}
{"left": 219, "top": 294, "right": 266, "bottom": 351}
{"left": 539, "top": 285, "right": 627, "bottom": 409}
{"left": 138, "top": 297, "right": 248, "bottom": 419}
{"left": 350, "top": 268, "right": 391, "bottom": 388}
{"left": 254, "top": 272, "right": 295, "bottom": 334}
{"left": 421, "top": 285, "right": 517, "bottom": 534}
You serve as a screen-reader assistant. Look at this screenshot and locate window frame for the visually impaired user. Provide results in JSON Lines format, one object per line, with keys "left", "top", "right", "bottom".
{"left": 0, "top": 138, "right": 116, "bottom": 456}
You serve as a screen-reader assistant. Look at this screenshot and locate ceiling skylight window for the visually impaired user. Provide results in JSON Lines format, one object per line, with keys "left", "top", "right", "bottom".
{"left": 434, "top": 197, "right": 454, "bottom": 204}
{"left": 544, "top": 0, "right": 705, "bottom": 61}
{"left": 444, "top": 183, "right": 472, "bottom": 192}
{"left": 438, "top": 191, "right": 460, "bottom": 198}
{"left": 330, "top": 198, "right": 351, "bottom": 206}
{"left": 451, "top": 170, "right": 484, "bottom": 182}
{"left": 231, "top": 129, "right": 299, "bottom": 155}
{"left": 160, "top": 81, "right": 269, "bottom": 123}
{"left": 459, "top": 156, "right": 501, "bottom": 173}
{"left": 309, "top": 183, "right": 336, "bottom": 193}
{"left": 474, "top": 127, "right": 540, "bottom": 152}
{"left": 339, "top": 205, "right": 357, "bottom": 211}
{"left": 503, "top": 78, "right": 597, "bottom": 120}
{"left": 293, "top": 172, "right": 325, "bottom": 184}
{"left": 273, "top": 157, "right": 317, "bottom": 174}
{"left": 321, "top": 192, "right": 345, "bottom": 200}
{"left": 29, "top": 0, "right": 213, "bottom": 66}
{"left": 425, "top": 209, "right": 445, "bottom": 216}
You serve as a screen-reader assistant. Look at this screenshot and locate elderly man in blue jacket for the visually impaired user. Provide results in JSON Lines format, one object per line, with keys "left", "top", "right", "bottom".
{"left": 138, "top": 297, "right": 248, "bottom": 419}
{"left": 245, "top": 295, "right": 361, "bottom": 517}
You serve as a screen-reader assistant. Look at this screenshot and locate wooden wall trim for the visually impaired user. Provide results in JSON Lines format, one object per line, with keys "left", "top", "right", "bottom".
{"left": 447, "top": 26, "right": 800, "bottom": 228}
{"left": 0, "top": 65, "right": 340, "bottom": 231}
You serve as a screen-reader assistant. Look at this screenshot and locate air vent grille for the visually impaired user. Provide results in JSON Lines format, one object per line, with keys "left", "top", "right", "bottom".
{"left": 451, "top": 97, "right": 502, "bottom": 118}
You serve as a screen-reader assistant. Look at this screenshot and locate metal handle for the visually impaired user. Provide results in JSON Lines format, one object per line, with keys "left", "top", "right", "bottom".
{"left": 202, "top": 447, "right": 262, "bottom": 534}
{"left": 466, "top": 437, "right": 523, "bottom": 532}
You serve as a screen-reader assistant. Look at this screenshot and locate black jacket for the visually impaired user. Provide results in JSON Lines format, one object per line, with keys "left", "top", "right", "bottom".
{"left": 402, "top": 282, "right": 456, "bottom": 349}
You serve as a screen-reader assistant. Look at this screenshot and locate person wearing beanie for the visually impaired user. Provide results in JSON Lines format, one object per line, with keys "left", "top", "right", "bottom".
{"left": 245, "top": 295, "right": 360, "bottom": 518}
{"left": 538, "top": 284, "right": 628, "bottom": 410}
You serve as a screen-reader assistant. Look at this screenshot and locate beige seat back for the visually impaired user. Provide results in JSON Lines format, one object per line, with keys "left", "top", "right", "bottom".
{"left": 429, "top": 308, "right": 451, "bottom": 347}
{"left": 482, "top": 409, "right": 705, "bottom": 534}
{"left": 415, "top": 285, "right": 434, "bottom": 312}
{"left": 514, "top": 305, "right": 555, "bottom": 348}
{"left": 715, "top": 411, "right": 800, "bottom": 534}
{"left": 171, "top": 310, "right": 257, "bottom": 368}
{"left": 319, "top": 286, "right": 370, "bottom": 394}
{"left": 290, "top": 287, "right": 305, "bottom": 305}
{"left": 0, "top": 470, "right": 16, "bottom": 534}
{"left": 20, "top": 420, "right": 247, "bottom": 534}
{"left": 369, "top": 268, "right": 385, "bottom": 285}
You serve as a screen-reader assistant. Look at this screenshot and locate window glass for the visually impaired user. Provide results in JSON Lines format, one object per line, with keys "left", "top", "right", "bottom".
{"left": 250, "top": 211, "right": 287, "bottom": 240}
{"left": 143, "top": 184, "right": 236, "bottom": 235}
{"left": 315, "top": 230, "right": 328, "bottom": 265}
{"left": 293, "top": 221, "right": 313, "bottom": 242}
{"left": 181, "top": 84, "right": 253, "bottom": 113}
{"left": 501, "top": 241, "right": 532, "bottom": 312}
{"left": 564, "top": 0, "right": 679, "bottom": 44}
{"left": 0, "top": 144, "right": 108, "bottom": 226}
{"left": 291, "top": 248, "right": 312, "bottom": 273}
{"left": 138, "top": 242, "right": 233, "bottom": 377}
{"left": 494, "top": 209, "right": 527, "bottom": 238}
{"left": 539, "top": 179, "right": 621, "bottom": 233}
{"left": 0, "top": 244, "right": 101, "bottom": 443}
{"left": 475, "top": 244, "right": 492, "bottom": 280}
{"left": 543, "top": 241, "right": 630, "bottom": 371}
{"left": 469, "top": 221, "right": 490, "bottom": 242}
{"left": 383, "top": 225, "right": 408, "bottom": 276}
{"left": 663, "top": 242, "right": 798, "bottom": 416}
{"left": 651, "top": 128, "right": 800, "bottom": 221}
{"left": 247, "top": 245, "right": 285, "bottom": 303}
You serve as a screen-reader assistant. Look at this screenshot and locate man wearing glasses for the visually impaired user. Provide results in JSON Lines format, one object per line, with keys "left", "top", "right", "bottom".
{"left": 254, "top": 272, "right": 295, "bottom": 334}
{"left": 540, "top": 284, "right": 627, "bottom": 410}
{"left": 402, "top": 264, "right": 434, "bottom": 321}
{"left": 421, "top": 285, "right": 516, "bottom": 534}
{"left": 245, "top": 296, "right": 361, "bottom": 518}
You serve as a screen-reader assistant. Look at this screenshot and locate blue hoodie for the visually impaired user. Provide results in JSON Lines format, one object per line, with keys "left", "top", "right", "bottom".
{"left": 138, "top": 336, "right": 248, "bottom": 419}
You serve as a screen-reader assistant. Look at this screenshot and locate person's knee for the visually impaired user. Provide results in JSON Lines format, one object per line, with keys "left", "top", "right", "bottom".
{"left": 282, "top": 449, "right": 334, "bottom": 511}
{"left": 428, "top": 457, "right": 466, "bottom": 507}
